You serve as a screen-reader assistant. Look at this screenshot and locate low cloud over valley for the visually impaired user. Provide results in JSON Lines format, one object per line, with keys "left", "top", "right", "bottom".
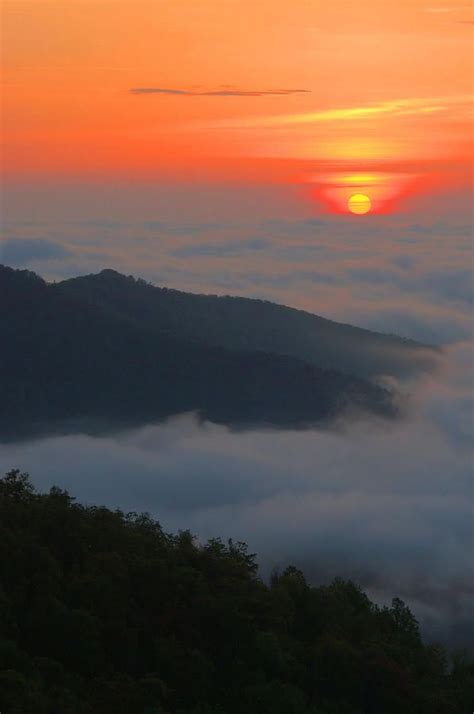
{"left": 1, "top": 342, "right": 472, "bottom": 648}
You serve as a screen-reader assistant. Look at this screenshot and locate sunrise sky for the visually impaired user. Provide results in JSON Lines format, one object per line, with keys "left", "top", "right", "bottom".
{"left": 3, "top": 0, "right": 473, "bottom": 213}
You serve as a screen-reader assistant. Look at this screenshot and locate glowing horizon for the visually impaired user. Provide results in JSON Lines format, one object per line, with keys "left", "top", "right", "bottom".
{"left": 2, "top": 0, "right": 473, "bottom": 215}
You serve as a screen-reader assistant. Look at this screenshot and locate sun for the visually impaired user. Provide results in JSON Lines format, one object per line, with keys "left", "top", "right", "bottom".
{"left": 348, "top": 193, "right": 372, "bottom": 215}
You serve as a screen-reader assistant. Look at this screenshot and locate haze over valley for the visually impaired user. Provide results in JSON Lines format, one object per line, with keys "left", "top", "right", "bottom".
{"left": 1, "top": 261, "right": 471, "bottom": 650}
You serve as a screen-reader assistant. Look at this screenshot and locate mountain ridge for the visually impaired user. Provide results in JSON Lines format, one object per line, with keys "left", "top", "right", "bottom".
{"left": 0, "top": 264, "right": 439, "bottom": 440}
{"left": 71, "top": 267, "right": 427, "bottom": 343}
{"left": 54, "top": 267, "right": 439, "bottom": 380}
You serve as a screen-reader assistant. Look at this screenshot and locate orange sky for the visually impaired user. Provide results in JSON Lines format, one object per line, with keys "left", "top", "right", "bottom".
{"left": 2, "top": 0, "right": 473, "bottom": 213}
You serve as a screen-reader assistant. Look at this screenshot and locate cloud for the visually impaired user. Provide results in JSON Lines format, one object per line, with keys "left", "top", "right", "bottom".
{"left": 1, "top": 342, "right": 472, "bottom": 649}
{"left": 424, "top": 6, "right": 471, "bottom": 12}
{"left": 172, "top": 238, "right": 270, "bottom": 258}
{"left": 350, "top": 305, "right": 471, "bottom": 345}
{"left": 1, "top": 238, "right": 71, "bottom": 266}
{"left": 130, "top": 87, "right": 310, "bottom": 97}
{"left": 208, "top": 94, "right": 473, "bottom": 128}
{"left": 346, "top": 266, "right": 474, "bottom": 307}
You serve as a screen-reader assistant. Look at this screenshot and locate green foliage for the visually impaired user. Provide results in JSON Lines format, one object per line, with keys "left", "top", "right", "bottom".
{"left": 0, "top": 471, "right": 472, "bottom": 713}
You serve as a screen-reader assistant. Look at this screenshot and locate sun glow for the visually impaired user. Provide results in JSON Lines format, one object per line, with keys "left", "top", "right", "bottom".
{"left": 340, "top": 174, "right": 380, "bottom": 186}
{"left": 313, "top": 170, "right": 419, "bottom": 215}
{"left": 348, "top": 193, "right": 372, "bottom": 215}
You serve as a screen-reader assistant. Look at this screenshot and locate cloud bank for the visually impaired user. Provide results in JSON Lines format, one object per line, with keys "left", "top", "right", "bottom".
{"left": 1, "top": 238, "right": 71, "bottom": 266}
{"left": 1, "top": 343, "right": 472, "bottom": 649}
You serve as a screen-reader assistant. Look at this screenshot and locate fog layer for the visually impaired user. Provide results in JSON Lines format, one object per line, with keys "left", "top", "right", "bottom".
{"left": 1, "top": 342, "right": 472, "bottom": 648}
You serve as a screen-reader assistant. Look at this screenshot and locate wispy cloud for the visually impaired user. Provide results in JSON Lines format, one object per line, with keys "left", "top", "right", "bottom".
{"left": 424, "top": 4, "right": 472, "bottom": 11}
{"left": 208, "top": 95, "right": 473, "bottom": 128}
{"left": 423, "top": 6, "right": 474, "bottom": 23}
{"left": 1, "top": 238, "right": 71, "bottom": 266}
{"left": 425, "top": 6, "right": 455, "bottom": 12}
{"left": 130, "top": 87, "right": 310, "bottom": 97}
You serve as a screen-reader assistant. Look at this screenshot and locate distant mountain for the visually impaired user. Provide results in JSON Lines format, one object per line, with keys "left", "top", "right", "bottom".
{"left": 0, "top": 265, "right": 429, "bottom": 440}
{"left": 57, "top": 268, "right": 439, "bottom": 379}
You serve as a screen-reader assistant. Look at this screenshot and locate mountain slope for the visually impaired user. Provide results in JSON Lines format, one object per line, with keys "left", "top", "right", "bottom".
{"left": 56, "top": 268, "right": 439, "bottom": 379}
{"left": 2, "top": 470, "right": 471, "bottom": 714}
{"left": 0, "top": 265, "right": 394, "bottom": 440}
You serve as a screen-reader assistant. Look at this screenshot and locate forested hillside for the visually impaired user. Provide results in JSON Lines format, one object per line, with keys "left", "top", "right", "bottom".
{"left": 56, "top": 268, "right": 439, "bottom": 379}
{"left": 0, "top": 470, "right": 472, "bottom": 714}
{"left": 0, "top": 265, "right": 395, "bottom": 440}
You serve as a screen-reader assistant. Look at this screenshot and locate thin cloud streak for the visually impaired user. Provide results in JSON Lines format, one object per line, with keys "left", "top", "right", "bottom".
{"left": 130, "top": 87, "right": 311, "bottom": 97}
{"left": 206, "top": 94, "right": 473, "bottom": 128}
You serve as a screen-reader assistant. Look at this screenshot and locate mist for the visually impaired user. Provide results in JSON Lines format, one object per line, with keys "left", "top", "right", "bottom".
{"left": 1, "top": 341, "right": 472, "bottom": 649}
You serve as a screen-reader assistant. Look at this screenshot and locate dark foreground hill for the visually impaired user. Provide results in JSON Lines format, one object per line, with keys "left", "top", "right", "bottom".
{"left": 0, "top": 470, "right": 472, "bottom": 714}
{"left": 0, "top": 266, "right": 401, "bottom": 440}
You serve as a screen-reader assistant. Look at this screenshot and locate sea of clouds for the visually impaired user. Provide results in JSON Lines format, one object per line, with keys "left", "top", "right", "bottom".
{"left": 1, "top": 181, "right": 472, "bottom": 648}
{"left": 0, "top": 342, "right": 472, "bottom": 648}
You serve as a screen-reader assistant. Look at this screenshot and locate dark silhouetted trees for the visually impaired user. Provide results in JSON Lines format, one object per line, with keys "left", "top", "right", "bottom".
{"left": 0, "top": 470, "right": 472, "bottom": 713}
